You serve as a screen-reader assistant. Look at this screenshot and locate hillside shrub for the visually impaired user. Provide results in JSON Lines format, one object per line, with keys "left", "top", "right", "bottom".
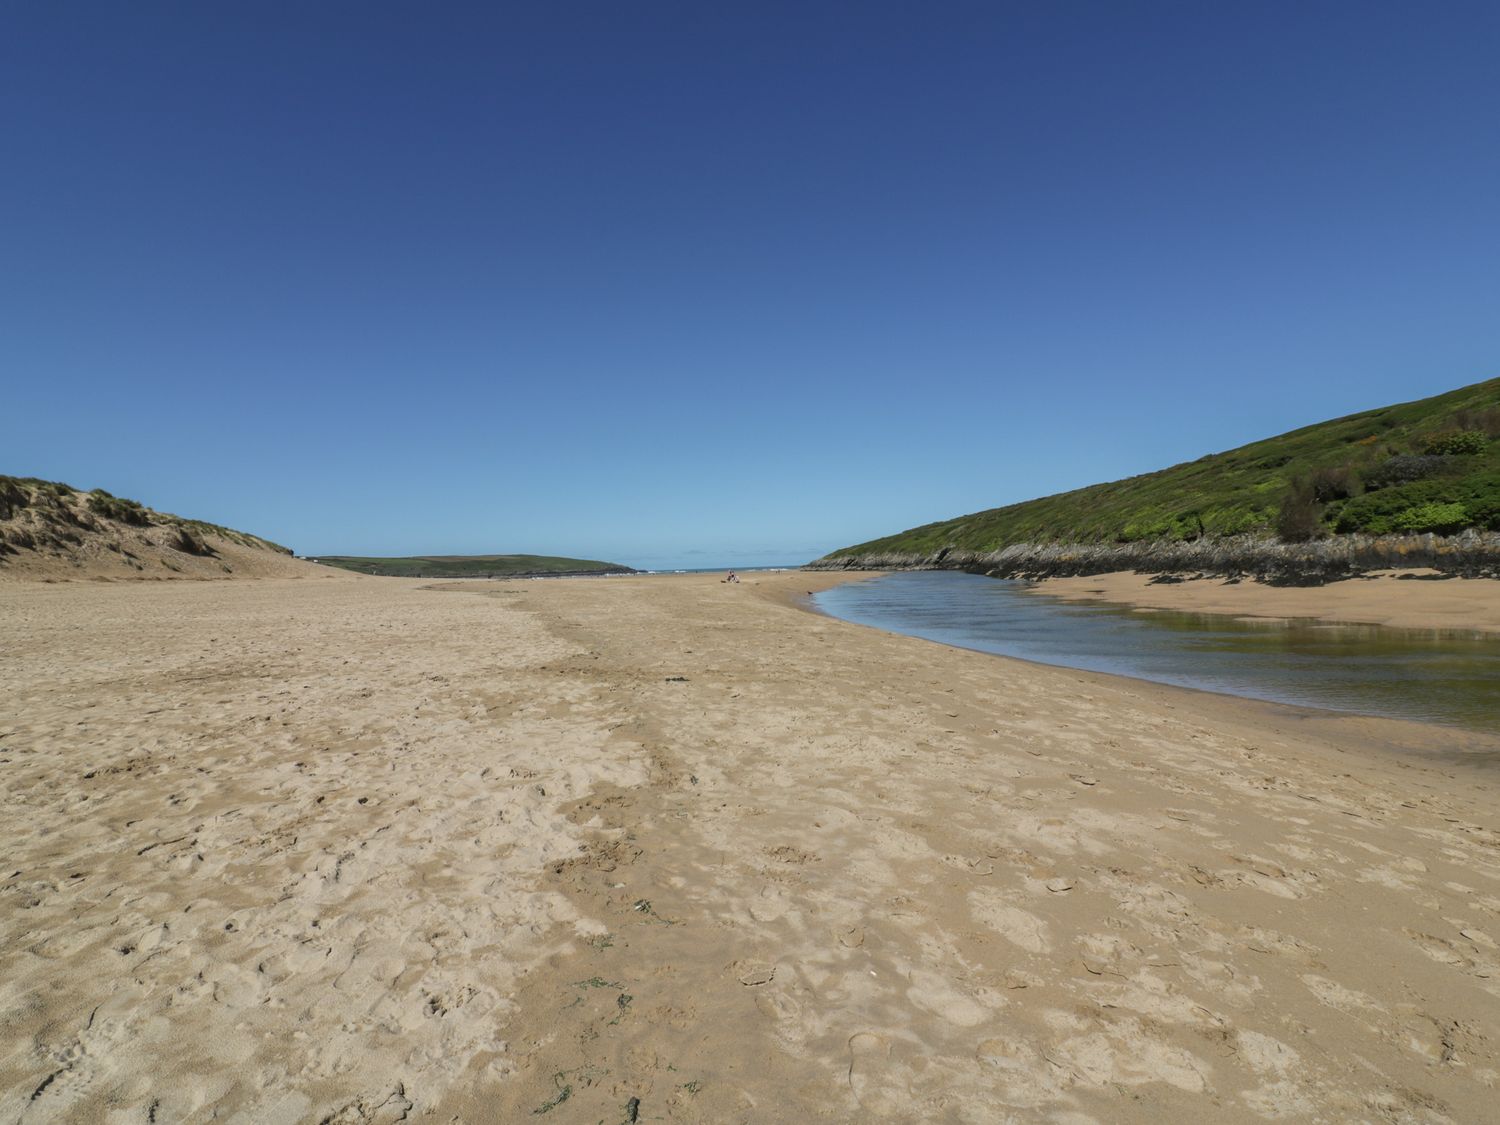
{"left": 1466, "top": 497, "right": 1500, "bottom": 530}
{"left": 1334, "top": 481, "right": 1438, "bottom": 534}
{"left": 87, "top": 492, "right": 151, "bottom": 526}
{"left": 1392, "top": 501, "right": 1470, "bottom": 534}
{"left": 1202, "top": 506, "right": 1269, "bottom": 536}
{"left": 1363, "top": 455, "right": 1452, "bottom": 490}
{"left": 1309, "top": 465, "right": 1358, "bottom": 502}
{"left": 1329, "top": 474, "right": 1500, "bottom": 535}
{"left": 167, "top": 526, "right": 214, "bottom": 556}
{"left": 1422, "top": 430, "right": 1487, "bottom": 456}
{"left": 1120, "top": 513, "right": 1176, "bottom": 542}
{"left": 1453, "top": 407, "right": 1500, "bottom": 437}
{"left": 0, "top": 479, "right": 28, "bottom": 520}
{"left": 1276, "top": 480, "right": 1324, "bottom": 541}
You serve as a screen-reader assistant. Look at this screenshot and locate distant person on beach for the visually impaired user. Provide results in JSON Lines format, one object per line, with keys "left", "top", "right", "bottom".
{"left": 724, "top": 571, "right": 738, "bottom": 583}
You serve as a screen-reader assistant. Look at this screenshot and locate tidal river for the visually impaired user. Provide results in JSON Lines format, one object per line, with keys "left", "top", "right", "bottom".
{"left": 813, "top": 570, "right": 1500, "bottom": 732}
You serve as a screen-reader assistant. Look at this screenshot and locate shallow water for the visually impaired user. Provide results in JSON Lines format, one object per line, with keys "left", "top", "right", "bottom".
{"left": 813, "top": 570, "right": 1500, "bottom": 731}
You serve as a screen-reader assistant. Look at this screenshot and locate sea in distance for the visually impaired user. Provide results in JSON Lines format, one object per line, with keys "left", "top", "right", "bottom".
{"left": 813, "top": 570, "right": 1500, "bottom": 733}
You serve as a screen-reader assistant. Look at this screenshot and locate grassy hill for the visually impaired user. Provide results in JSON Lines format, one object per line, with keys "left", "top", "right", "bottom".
{"left": 822, "top": 376, "right": 1500, "bottom": 562}
{"left": 310, "top": 554, "right": 635, "bottom": 578}
{"left": 0, "top": 475, "right": 311, "bottom": 580}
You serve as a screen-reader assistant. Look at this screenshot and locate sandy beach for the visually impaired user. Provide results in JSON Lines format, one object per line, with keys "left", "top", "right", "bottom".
{"left": 4, "top": 571, "right": 1500, "bottom": 1122}
{"left": 1031, "top": 570, "right": 1500, "bottom": 636}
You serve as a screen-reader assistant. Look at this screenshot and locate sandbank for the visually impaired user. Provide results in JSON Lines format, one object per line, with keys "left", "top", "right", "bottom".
{"left": 1031, "top": 568, "right": 1500, "bottom": 635}
{"left": 3, "top": 572, "right": 1499, "bottom": 1122}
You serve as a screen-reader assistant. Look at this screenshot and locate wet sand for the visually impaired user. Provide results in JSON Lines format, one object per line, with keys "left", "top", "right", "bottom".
{"left": 1032, "top": 569, "right": 1500, "bottom": 635}
{"left": 3, "top": 572, "right": 1500, "bottom": 1122}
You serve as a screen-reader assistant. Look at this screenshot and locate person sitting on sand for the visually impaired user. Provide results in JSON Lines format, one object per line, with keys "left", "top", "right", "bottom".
{"left": 724, "top": 571, "right": 738, "bottom": 583}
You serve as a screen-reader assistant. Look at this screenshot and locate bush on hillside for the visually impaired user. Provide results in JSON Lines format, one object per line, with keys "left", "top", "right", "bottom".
{"left": 1333, "top": 468, "right": 1500, "bottom": 535}
{"left": 1392, "top": 501, "right": 1470, "bottom": 534}
{"left": 1201, "top": 506, "right": 1270, "bottom": 536}
{"left": 1363, "top": 455, "right": 1452, "bottom": 491}
{"left": 1309, "top": 465, "right": 1358, "bottom": 502}
{"left": 1466, "top": 498, "right": 1500, "bottom": 530}
{"left": 1453, "top": 406, "right": 1500, "bottom": 437}
{"left": 87, "top": 492, "right": 151, "bottom": 526}
{"left": 1422, "top": 429, "right": 1488, "bottom": 456}
{"left": 1276, "top": 480, "right": 1324, "bottom": 541}
{"left": 1119, "top": 513, "right": 1175, "bottom": 542}
{"left": 0, "top": 479, "right": 29, "bottom": 521}
{"left": 167, "top": 526, "right": 215, "bottom": 556}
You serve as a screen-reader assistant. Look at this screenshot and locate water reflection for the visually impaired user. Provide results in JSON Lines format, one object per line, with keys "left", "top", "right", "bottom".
{"left": 812, "top": 571, "right": 1500, "bottom": 731}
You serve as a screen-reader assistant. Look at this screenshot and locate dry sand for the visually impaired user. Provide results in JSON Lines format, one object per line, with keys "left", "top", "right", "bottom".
{"left": 4, "top": 571, "right": 1500, "bottom": 1123}
{"left": 1032, "top": 570, "right": 1500, "bottom": 635}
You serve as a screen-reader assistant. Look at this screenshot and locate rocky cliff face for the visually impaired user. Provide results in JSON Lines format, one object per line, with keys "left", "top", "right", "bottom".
{"left": 807, "top": 531, "right": 1500, "bottom": 586}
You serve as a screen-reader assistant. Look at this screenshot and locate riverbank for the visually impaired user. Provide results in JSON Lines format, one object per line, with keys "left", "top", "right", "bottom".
{"left": 1030, "top": 568, "right": 1500, "bottom": 635}
{"left": 806, "top": 530, "right": 1500, "bottom": 585}
{"left": 4, "top": 573, "right": 1499, "bottom": 1121}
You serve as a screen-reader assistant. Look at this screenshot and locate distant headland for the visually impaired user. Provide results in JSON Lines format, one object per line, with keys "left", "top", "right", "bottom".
{"left": 308, "top": 554, "right": 636, "bottom": 579}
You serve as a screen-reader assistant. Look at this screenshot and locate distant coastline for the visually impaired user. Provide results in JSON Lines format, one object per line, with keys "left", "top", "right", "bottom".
{"left": 308, "top": 553, "right": 636, "bottom": 579}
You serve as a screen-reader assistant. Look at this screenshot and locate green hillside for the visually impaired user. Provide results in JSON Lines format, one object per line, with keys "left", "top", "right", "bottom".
{"left": 310, "top": 554, "right": 634, "bottom": 578}
{"left": 825, "top": 377, "right": 1500, "bottom": 559}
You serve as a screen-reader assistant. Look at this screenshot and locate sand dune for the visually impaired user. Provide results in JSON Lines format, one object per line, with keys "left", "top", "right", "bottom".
{"left": 3, "top": 572, "right": 1499, "bottom": 1122}
{"left": 0, "top": 478, "right": 328, "bottom": 582}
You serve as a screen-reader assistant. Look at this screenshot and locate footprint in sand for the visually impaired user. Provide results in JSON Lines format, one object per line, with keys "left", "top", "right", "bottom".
{"left": 749, "top": 887, "right": 789, "bottom": 922}
{"left": 1301, "top": 973, "right": 1380, "bottom": 1020}
{"left": 26, "top": 1039, "right": 100, "bottom": 1118}
{"left": 755, "top": 985, "right": 804, "bottom": 1025}
{"left": 737, "top": 961, "right": 776, "bottom": 986}
{"left": 905, "top": 968, "right": 988, "bottom": 1027}
{"left": 1406, "top": 930, "right": 1471, "bottom": 968}
{"left": 847, "top": 1032, "right": 908, "bottom": 1116}
{"left": 975, "top": 1036, "right": 1067, "bottom": 1109}
{"left": 1396, "top": 1010, "right": 1458, "bottom": 1064}
{"left": 969, "top": 888, "right": 1050, "bottom": 953}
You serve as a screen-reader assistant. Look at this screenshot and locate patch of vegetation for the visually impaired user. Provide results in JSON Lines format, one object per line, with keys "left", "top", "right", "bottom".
{"left": 0, "top": 478, "right": 29, "bottom": 521}
{"left": 168, "top": 517, "right": 292, "bottom": 555}
{"left": 166, "top": 525, "right": 215, "bottom": 556}
{"left": 1423, "top": 429, "right": 1488, "bottom": 456}
{"left": 822, "top": 376, "right": 1500, "bottom": 558}
{"left": 532, "top": 1065, "right": 607, "bottom": 1116}
{"left": 532, "top": 1082, "right": 571, "bottom": 1115}
{"left": 312, "top": 554, "right": 635, "bottom": 578}
{"left": 87, "top": 489, "right": 152, "bottom": 526}
{"left": 571, "top": 976, "right": 622, "bottom": 990}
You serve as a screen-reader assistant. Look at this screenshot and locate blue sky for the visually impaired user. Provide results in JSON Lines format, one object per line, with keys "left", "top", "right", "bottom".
{"left": 4, "top": 2, "right": 1498, "bottom": 569}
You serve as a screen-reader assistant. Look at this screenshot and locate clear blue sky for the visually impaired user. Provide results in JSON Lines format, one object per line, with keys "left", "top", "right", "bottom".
{"left": 4, "top": 2, "right": 1497, "bottom": 570}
